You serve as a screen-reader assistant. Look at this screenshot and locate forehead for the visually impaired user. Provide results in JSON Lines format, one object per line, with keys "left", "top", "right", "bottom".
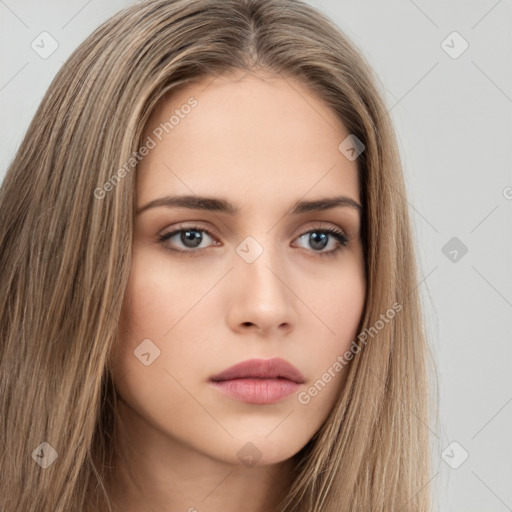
{"left": 136, "top": 72, "right": 360, "bottom": 211}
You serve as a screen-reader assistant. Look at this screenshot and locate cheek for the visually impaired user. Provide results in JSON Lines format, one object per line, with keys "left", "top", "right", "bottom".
{"left": 109, "top": 257, "right": 203, "bottom": 433}
{"left": 312, "top": 254, "right": 366, "bottom": 344}
{"left": 297, "top": 257, "right": 366, "bottom": 404}
{"left": 111, "top": 244, "right": 218, "bottom": 384}
{"left": 110, "top": 250, "right": 172, "bottom": 377}
{"left": 118, "top": 245, "right": 200, "bottom": 336}
{"left": 331, "top": 276, "right": 365, "bottom": 341}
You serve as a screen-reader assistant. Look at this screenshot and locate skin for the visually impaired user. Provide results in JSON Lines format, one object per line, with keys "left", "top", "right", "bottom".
{"left": 107, "top": 69, "right": 366, "bottom": 512}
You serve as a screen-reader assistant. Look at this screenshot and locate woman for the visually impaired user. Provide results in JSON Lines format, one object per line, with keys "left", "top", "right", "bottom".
{"left": 0, "top": 0, "right": 436, "bottom": 510}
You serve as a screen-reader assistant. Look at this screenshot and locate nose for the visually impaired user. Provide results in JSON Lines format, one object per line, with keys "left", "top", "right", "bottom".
{"left": 225, "top": 238, "right": 297, "bottom": 337}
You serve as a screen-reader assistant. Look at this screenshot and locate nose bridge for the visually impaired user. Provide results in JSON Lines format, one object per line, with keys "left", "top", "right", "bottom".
{"left": 231, "top": 231, "right": 295, "bottom": 318}
{"left": 235, "top": 233, "right": 284, "bottom": 292}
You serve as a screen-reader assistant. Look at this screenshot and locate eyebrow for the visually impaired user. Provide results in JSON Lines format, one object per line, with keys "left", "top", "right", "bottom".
{"left": 136, "top": 194, "right": 362, "bottom": 216}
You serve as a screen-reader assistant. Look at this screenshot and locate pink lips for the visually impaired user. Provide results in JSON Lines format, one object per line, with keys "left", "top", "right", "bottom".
{"left": 209, "top": 357, "right": 305, "bottom": 404}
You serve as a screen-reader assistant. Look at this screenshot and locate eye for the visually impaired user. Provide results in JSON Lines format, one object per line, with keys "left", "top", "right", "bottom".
{"left": 157, "top": 224, "right": 349, "bottom": 257}
{"left": 158, "top": 226, "right": 219, "bottom": 256}
{"left": 293, "top": 226, "right": 349, "bottom": 257}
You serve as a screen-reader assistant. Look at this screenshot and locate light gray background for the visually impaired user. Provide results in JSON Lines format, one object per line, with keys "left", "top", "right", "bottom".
{"left": 1, "top": 1, "right": 511, "bottom": 510}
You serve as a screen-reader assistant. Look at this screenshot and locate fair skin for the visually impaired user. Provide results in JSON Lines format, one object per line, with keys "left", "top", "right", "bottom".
{"left": 107, "top": 70, "right": 366, "bottom": 512}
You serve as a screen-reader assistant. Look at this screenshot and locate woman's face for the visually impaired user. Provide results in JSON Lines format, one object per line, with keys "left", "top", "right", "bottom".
{"left": 111, "top": 70, "right": 366, "bottom": 469}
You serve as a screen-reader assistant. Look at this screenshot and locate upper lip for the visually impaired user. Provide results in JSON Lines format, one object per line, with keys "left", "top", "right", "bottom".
{"left": 209, "top": 357, "right": 305, "bottom": 384}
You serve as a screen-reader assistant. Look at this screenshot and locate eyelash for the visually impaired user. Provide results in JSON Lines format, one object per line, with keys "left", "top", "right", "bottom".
{"left": 157, "top": 224, "right": 350, "bottom": 258}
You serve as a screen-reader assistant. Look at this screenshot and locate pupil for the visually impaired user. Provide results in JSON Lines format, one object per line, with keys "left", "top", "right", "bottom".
{"left": 181, "top": 230, "right": 202, "bottom": 248}
{"left": 310, "top": 232, "right": 327, "bottom": 250}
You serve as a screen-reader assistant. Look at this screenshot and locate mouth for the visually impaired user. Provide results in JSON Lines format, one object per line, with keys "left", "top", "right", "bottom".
{"left": 209, "top": 357, "right": 305, "bottom": 404}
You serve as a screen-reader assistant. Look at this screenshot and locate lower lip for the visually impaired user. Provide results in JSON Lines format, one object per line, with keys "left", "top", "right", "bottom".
{"left": 209, "top": 378, "right": 301, "bottom": 404}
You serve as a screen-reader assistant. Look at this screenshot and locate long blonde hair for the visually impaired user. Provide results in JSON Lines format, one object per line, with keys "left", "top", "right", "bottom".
{"left": 0, "top": 0, "right": 436, "bottom": 510}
